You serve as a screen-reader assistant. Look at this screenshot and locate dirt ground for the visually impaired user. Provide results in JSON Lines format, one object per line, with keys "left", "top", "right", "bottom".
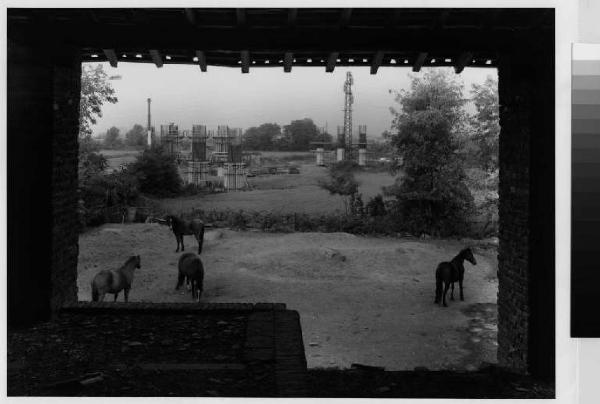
{"left": 78, "top": 223, "right": 498, "bottom": 371}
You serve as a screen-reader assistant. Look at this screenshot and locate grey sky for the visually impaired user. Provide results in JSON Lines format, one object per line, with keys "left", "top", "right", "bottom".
{"left": 88, "top": 62, "right": 497, "bottom": 140}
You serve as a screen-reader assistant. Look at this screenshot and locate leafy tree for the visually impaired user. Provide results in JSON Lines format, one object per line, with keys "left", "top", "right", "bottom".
{"left": 280, "top": 118, "right": 321, "bottom": 151}
{"left": 470, "top": 76, "right": 500, "bottom": 172}
{"left": 104, "top": 126, "right": 123, "bottom": 149}
{"left": 125, "top": 123, "right": 147, "bottom": 146}
{"left": 79, "top": 64, "right": 118, "bottom": 139}
{"left": 319, "top": 161, "right": 359, "bottom": 214}
{"left": 243, "top": 123, "right": 281, "bottom": 150}
{"left": 128, "top": 145, "right": 182, "bottom": 197}
{"left": 386, "top": 69, "right": 474, "bottom": 236}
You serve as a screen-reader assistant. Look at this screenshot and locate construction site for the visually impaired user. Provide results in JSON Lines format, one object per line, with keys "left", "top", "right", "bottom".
{"left": 144, "top": 70, "right": 370, "bottom": 192}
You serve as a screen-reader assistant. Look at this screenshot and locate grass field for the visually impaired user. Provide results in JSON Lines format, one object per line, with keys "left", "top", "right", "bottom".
{"left": 158, "top": 163, "right": 396, "bottom": 215}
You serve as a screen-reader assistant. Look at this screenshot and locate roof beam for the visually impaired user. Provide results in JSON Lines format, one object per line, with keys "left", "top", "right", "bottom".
{"left": 102, "top": 49, "right": 118, "bottom": 67}
{"left": 288, "top": 8, "right": 298, "bottom": 27}
{"left": 326, "top": 52, "right": 339, "bottom": 73}
{"left": 432, "top": 10, "right": 451, "bottom": 31}
{"left": 236, "top": 8, "right": 246, "bottom": 28}
{"left": 370, "top": 51, "right": 384, "bottom": 75}
{"left": 195, "top": 50, "right": 207, "bottom": 72}
{"left": 454, "top": 52, "right": 473, "bottom": 74}
{"left": 149, "top": 49, "right": 163, "bottom": 68}
{"left": 184, "top": 8, "right": 196, "bottom": 26}
{"left": 241, "top": 50, "right": 250, "bottom": 73}
{"left": 284, "top": 52, "right": 293, "bottom": 73}
{"left": 340, "top": 8, "right": 352, "bottom": 28}
{"left": 412, "top": 52, "right": 428, "bottom": 72}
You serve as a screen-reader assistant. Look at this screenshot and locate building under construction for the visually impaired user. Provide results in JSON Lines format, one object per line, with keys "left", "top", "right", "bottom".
{"left": 159, "top": 123, "right": 248, "bottom": 191}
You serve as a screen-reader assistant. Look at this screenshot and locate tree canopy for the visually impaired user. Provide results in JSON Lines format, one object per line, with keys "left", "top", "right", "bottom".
{"left": 125, "top": 123, "right": 147, "bottom": 147}
{"left": 386, "top": 69, "right": 474, "bottom": 236}
{"left": 104, "top": 126, "right": 123, "bottom": 149}
{"left": 470, "top": 76, "right": 500, "bottom": 171}
{"left": 243, "top": 123, "right": 281, "bottom": 150}
{"left": 280, "top": 118, "right": 322, "bottom": 151}
{"left": 79, "top": 64, "right": 118, "bottom": 139}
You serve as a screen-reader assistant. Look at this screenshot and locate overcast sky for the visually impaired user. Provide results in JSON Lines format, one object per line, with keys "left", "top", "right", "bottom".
{"left": 88, "top": 62, "right": 497, "bottom": 140}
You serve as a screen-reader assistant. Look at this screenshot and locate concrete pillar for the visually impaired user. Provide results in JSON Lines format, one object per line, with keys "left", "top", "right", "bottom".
{"left": 358, "top": 149, "right": 366, "bottom": 166}
{"left": 336, "top": 148, "right": 345, "bottom": 162}
{"left": 316, "top": 148, "right": 324, "bottom": 166}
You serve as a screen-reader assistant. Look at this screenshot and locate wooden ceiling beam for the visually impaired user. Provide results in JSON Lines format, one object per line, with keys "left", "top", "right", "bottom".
{"left": 340, "top": 8, "right": 352, "bottom": 28}
{"left": 236, "top": 9, "right": 247, "bottom": 28}
{"left": 184, "top": 9, "right": 196, "bottom": 26}
{"left": 326, "top": 52, "right": 339, "bottom": 73}
{"left": 412, "top": 52, "right": 428, "bottom": 72}
{"left": 288, "top": 9, "right": 298, "bottom": 27}
{"left": 454, "top": 52, "right": 473, "bottom": 73}
{"left": 284, "top": 52, "right": 293, "bottom": 73}
{"left": 149, "top": 49, "right": 163, "bottom": 67}
{"left": 195, "top": 50, "right": 207, "bottom": 72}
{"left": 370, "top": 51, "right": 384, "bottom": 75}
{"left": 102, "top": 49, "right": 118, "bottom": 67}
{"left": 241, "top": 50, "right": 250, "bottom": 73}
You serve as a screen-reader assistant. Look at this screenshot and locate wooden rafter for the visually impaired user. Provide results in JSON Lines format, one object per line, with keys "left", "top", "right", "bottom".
{"left": 284, "top": 52, "right": 293, "bottom": 73}
{"left": 340, "top": 9, "right": 352, "bottom": 28}
{"left": 370, "top": 51, "right": 384, "bottom": 75}
{"left": 236, "top": 9, "right": 246, "bottom": 28}
{"left": 326, "top": 52, "right": 339, "bottom": 73}
{"left": 288, "top": 9, "right": 298, "bottom": 27}
{"left": 454, "top": 52, "right": 473, "bottom": 74}
{"left": 195, "top": 50, "right": 207, "bottom": 72}
{"left": 412, "top": 52, "right": 428, "bottom": 72}
{"left": 241, "top": 50, "right": 250, "bottom": 73}
{"left": 149, "top": 50, "right": 163, "bottom": 67}
{"left": 102, "top": 49, "right": 118, "bottom": 67}
{"left": 184, "top": 9, "right": 196, "bottom": 26}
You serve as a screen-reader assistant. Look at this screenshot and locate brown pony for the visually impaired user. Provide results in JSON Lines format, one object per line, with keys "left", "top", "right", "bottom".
{"left": 166, "top": 215, "right": 205, "bottom": 254}
{"left": 91, "top": 255, "right": 141, "bottom": 302}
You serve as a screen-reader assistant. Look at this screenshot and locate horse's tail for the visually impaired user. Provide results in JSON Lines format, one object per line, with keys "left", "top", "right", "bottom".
{"left": 91, "top": 282, "right": 99, "bottom": 302}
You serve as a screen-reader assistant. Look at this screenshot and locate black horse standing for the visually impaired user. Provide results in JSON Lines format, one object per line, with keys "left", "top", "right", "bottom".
{"left": 434, "top": 247, "right": 477, "bottom": 307}
{"left": 176, "top": 252, "right": 204, "bottom": 302}
{"left": 166, "top": 215, "right": 205, "bottom": 254}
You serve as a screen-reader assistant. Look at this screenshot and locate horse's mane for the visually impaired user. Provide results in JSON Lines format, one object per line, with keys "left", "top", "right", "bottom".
{"left": 452, "top": 248, "right": 472, "bottom": 262}
{"left": 121, "top": 255, "right": 139, "bottom": 268}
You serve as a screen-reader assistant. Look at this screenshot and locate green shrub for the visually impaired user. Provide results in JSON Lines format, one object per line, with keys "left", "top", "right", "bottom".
{"left": 128, "top": 145, "right": 182, "bottom": 197}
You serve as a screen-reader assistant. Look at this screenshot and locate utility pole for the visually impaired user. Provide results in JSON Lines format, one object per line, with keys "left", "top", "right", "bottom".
{"left": 147, "top": 98, "right": 152, "bottom": 147}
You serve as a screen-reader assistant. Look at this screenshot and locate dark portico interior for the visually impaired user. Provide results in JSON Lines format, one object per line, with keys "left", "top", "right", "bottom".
{"left": 7, "top": 8, "right": 555, "bottom": 396}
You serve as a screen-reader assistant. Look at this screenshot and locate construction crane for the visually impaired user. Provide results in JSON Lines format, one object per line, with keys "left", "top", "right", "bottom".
{"left": 343, "top": 71, "right": 354, "bottom": 158}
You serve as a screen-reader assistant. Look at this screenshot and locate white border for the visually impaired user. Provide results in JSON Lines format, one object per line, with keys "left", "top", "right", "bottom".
{"left": 0, "top": 1, "right": 579, "bottom": 404}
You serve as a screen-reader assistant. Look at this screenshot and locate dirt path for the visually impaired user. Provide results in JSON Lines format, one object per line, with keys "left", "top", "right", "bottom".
{"left": 78, "top": 224, "right": 498, "bottom": 371}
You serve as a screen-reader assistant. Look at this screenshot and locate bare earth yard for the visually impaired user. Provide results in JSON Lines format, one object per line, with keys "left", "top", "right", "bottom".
{"left": 78, "top": 224, "right": 498, "bottom": 371}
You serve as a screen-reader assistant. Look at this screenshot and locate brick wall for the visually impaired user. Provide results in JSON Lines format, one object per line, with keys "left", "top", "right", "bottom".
{"left": 51, "top": 48, "right": 81, "bottom": 311}
{"left": 497, "top": 43, "right": 555, "bottom": 380}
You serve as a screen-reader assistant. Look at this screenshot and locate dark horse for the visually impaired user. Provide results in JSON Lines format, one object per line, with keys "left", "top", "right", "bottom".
{"left": 176, "top": 252, "right": 205, "bottom": 302}
{"left": 166, "top": 215, "right": 205, "bottom": 254}
{"left": 91, "top": 255, "right": 141, "bottom": 302}
{"left": 434, "top": 248, "right": 477, "bottom": 307}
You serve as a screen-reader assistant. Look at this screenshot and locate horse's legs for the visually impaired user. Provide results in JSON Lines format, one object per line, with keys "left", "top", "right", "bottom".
{"left": 180, "top": 235, "right": 185, "bottom": 252}
{"left": 124, "top": 288, "right": 130, "bottom": 303}
{"left": 450, "top": 283, "right": 455, "bottom": 301}
{"left": 459, "top": 279, "right": 464, "bottom": 301}
{"left": 197, "top": 276, "right": 203, "bottom": 302}
{"left": 114, "top": 292, "right": 119, "bottom": 302}
{"left": 98, "top": 293, "right": 105, "bottom": 302}
{"left": 197, "top": 227, "right": 205, "bottom": 255}
{"left": 176, "top": 272, "right": 185, "bottom": 290}
{"left": 442, "top": 282, "right": 450, "bottom": 307}
{"left": 434, "top": 278, "right": 442, "bottom": 304}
